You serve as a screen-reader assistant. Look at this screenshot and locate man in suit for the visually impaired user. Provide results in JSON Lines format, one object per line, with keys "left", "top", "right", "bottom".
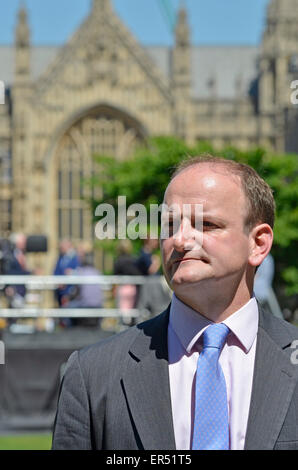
{"left": 52, "top": 155, "right": 298, "bottom": 450}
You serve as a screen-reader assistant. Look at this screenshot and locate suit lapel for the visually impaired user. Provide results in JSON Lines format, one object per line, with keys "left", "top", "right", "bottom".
{"left": 244, "top": 308, "right": 298, "bottom": 450}
{"left": 122, "top": 307, "right": 176, "bottom": 450}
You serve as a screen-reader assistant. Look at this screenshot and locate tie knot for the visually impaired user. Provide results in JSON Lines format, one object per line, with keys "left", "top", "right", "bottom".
{"left": 203, "top": 323, "right": 229, "bottom": 350}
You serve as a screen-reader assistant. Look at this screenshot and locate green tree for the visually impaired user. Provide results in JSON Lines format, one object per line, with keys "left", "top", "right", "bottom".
{"left": 89, "top": 137, "right": 298, "bottom": 302}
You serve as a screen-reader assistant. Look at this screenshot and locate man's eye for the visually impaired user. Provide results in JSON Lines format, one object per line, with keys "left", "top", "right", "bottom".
{"left": 203, "top": 221, "right": 217, "bottom": 229}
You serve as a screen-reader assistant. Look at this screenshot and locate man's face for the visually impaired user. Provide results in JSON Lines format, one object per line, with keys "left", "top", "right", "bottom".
{"left": 160, "top": 164, "right": 252, "bottom": 294}
{"left": 16, "top": 234, "right": 27, "bottom": 252}
{"left": 60, "top": 240, "right": 71, "bottom": 255}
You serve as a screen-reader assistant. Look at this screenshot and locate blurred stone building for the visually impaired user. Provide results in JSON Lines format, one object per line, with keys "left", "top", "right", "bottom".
{"left": 0, "top": 0, "right": 298, "bottom": 272}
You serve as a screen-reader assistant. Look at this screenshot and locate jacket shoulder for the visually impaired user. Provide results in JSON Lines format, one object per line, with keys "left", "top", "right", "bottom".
{"left": 73, "top": 308, "right": 170, "bottom": 374}
{"left": 259, "top": 307, "right": 298, "bottom": 347}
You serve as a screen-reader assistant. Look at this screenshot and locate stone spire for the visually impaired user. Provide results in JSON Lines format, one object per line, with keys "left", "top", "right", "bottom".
{"left": 92, "top": 0, "right": 112, "bottom": 13}
{"left": 267, "top": 0, "right": 298, "bottom": 20}
{"left": 264, "top": 0, "right": 298, "bottom": 41}
{"left": 172, "top": 1, "right": 191, "bottom": 95}
{"left": 15, "top": 2, "right": 30, "bottom": 78}
{"left": 15, "top": 2, "right": 30, "bottom": 47}
{"left": 172, "top": 1, "right": 192, "bottom": 140}
{"left": 175, "top": 1, "right": 190, "bottom": 48}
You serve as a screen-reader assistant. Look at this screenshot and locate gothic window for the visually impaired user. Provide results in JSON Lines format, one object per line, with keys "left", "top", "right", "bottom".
{"left": 54, "top": 109, "right": 143, "bottom": 265}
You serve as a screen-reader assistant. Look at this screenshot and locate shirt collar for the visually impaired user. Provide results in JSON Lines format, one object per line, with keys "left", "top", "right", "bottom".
{"left": 169, "top": 293, "right": 259, "bottom": 354}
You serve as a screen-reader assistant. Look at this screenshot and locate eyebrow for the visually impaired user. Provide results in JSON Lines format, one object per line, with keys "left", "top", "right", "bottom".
{"left": 165, "top": 209, "right": 227, "bottom": 225}
{"left": 202, "top": 213, "right": 226, "bottom": 224}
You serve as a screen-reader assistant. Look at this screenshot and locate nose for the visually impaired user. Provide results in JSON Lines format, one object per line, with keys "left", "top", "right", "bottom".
{"left": 172, "top": 233, "right": 188, "bottom": 252}
{"left": 172, "top": 219, "right": 201, "bottom": 252}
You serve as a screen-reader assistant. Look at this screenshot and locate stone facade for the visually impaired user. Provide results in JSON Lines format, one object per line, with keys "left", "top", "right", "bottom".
{"left": 0, "top": 0, "right": 298, "bottom": 273}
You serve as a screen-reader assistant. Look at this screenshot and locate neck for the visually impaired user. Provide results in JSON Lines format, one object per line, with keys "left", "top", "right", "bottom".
{"left": 174, "top": 274, "right": 254, "bottom": 322}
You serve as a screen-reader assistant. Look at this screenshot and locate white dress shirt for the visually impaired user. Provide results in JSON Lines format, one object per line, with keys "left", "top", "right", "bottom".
{"left": 168, "top": 293, "right": 259, "bottom": 450}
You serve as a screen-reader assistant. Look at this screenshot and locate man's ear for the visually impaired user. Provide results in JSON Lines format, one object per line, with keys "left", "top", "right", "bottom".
{"left": 248, "top": 223, "right": 273, "bottom": 268}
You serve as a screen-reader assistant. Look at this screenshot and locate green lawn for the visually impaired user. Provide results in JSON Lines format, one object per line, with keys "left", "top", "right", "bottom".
{"left": 0, "top": 434, "right": 52, "bottom": 450}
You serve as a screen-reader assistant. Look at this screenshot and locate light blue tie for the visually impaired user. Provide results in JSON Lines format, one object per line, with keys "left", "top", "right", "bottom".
{"left": 192, "top": 323, "right": 230, "bottom": 450}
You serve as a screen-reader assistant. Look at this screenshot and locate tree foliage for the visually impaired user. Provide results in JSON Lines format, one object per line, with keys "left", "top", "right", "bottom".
{"left": 89, "top": 136, "right": 298, "bottom": 299}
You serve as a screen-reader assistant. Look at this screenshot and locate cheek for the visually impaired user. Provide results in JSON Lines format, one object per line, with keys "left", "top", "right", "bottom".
{"left": 202, "top": 233, "right": 220, "bottom": 253}
{"left": 203, "top": 232, "right": 249, "bottom": 258}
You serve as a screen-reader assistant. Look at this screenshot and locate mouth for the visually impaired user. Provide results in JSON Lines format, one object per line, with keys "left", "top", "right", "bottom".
{"left": 172, "top": 257, "right": 209, "bottom": 266}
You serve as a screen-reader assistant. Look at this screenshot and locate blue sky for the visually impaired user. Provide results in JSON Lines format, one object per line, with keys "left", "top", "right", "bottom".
{"left": 0, "top": 0, "right": 270, "bottom": 46}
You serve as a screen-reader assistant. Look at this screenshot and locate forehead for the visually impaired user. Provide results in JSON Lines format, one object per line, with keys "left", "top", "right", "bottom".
{"left": 165, "top": 164, "right": 246, "bottom": 213}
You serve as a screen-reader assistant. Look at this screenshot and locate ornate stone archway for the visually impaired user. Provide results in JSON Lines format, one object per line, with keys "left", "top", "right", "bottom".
{"left": 46, "top": 105, "right": 146, "bottom": 273}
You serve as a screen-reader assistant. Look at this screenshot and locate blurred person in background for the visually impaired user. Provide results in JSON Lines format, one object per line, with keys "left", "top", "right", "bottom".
{"left": 113, "top": 239, "right": 141, "bottom": 326}
{"left": 3, "top": 233, "right": 31, "bottom": 309}
{"left": 53, "top": 239, "right": 80, "bottom": 308}
{"left": 135, "top": 237, "right": 168, "bottom": 319}
{"left": 253, "top": 253, "right": 280, "bottom": 317}
{"left": 136, "top": 237, "right": 161, "bottom": 276}
{"left": 63, "top": 251, "right": 103, "bottom": 328}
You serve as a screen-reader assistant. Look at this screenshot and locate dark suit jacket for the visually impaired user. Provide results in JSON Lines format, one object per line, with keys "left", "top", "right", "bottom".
{"left": 52, "top": 305, "right": 298, "bottom": 450}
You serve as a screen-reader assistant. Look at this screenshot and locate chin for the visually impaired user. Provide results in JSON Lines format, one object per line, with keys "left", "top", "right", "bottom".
{"left": 170, "top": 268, "right": 215, "bottom": 291}
{"left": 170, "top": 273, "right": 206, "bottom": 288}
{"left": 171, "top": 262, "right": 205, "bottom": 280}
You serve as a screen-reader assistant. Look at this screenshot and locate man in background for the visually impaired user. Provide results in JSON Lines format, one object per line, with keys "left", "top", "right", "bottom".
{"left": 63, "top": 251, "right": 103, "bottom": 328}
{"left": 53, "top": 239, "right": 80, "bottom": 308}
{"left": 3, "top": 233, "right": 31, "bottom": 309}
